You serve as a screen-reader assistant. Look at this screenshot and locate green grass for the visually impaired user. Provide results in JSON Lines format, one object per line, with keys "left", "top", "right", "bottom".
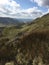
{"left": 0, "top": 13, "right": 49, "bottom": 65}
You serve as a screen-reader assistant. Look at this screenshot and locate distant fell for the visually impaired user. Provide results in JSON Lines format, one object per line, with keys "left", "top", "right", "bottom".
{"left": 0, "top": 17, "right": 25, "bottom": 27}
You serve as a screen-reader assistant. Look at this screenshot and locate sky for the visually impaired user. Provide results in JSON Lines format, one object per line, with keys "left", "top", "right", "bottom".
{"left": 0, "top": 0, "right": 49, "bottom": 19}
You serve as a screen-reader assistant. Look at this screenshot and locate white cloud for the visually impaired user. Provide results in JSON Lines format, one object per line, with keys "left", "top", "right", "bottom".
{"left": 0, "top": 0, "right": 8, "bottom": 5}
{"left": 0, "top": 0, "right": 43, "bottom": 19}
{"left": 0, "top": 0, "right": 20, "bottom": 7}
{"left": 30, "top": 0, "right": 49, "bottom": 17}
{"left": 18, "top": 7, "right": 43, "bottom": 19}
{"left": 0, "top": 0, "right": 20, "bottom": 13}
{"left": 43, "top": 8, "right": 49, "bottom": 15}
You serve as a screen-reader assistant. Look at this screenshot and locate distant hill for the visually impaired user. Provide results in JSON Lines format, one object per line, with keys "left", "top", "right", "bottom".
{"left": 18, "top": 18, "right": 33, "bottom": 23}
{"left": 0, "top": 17, "right": 25, "bottom": 27}
{"left": 0, "top": 17, "right": 33, "bottom": 27}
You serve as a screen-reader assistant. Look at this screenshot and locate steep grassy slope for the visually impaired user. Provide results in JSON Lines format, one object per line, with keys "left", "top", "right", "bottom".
{"left": 25, "top": 13, "right": 49, "bottom": 32}
{"left": 0, "top": 13, "right": 49, "bottom": 65}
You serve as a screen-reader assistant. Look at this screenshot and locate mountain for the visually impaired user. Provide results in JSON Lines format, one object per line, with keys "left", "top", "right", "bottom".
{"left": 18, "top": 13, "right": 49, "bottom": 64}
{"left": 0, "top": 13, "right": 49, "bottom": 65}
{"left": 0, "top": 17, "right": 25, "bottom": 27}
{"left": 18, "top": 18, "right": 33, "bottom": 23}
{"left": 23, "top": 13, "right": 49, "bottom": 32}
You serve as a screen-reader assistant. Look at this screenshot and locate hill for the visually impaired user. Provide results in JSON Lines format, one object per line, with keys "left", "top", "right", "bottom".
{"left": 0, "top": 17, "right": 25, "bottom": 27}
{"left": 0, "top": 13, "right": 49, "bottom": 65}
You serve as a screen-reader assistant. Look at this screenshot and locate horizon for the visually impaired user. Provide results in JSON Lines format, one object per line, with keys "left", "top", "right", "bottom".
{"left": 0, "top": 0, "right": 49, "bottom": 19}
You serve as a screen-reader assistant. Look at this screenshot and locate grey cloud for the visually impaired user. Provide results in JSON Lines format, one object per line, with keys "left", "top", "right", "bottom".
{"left": 42, "top": 0, "right": 49, "bottom": 7}
{"left": 21, "top": 12, "right": 28, "bottom": 14}
{"left": 31, "top": 11, "right": 42, "bottom": 15}
{"left": 34, "top": 0, "right": 49, "bottom": 7}
{"left": 11, "top": 13, "right": 21, "bottom": 16}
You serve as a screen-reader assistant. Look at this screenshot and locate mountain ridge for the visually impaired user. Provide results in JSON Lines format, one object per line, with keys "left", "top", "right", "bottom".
{"left": 0, "top": 17, "right": 25, "bottom": 27}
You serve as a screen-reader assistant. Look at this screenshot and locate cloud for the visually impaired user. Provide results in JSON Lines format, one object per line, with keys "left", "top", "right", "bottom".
{"left": 0, "top": 0, "right": 20, "bottom": 15}
{"left": 0, "top": 0, "right": 20, "bottom": 7}
{"left": 0, "top": 0, "right": 43, "bottom": 19}
{"left": 30, "top": 0, "right": 49, "bottom": 17}
{"left": 31, "top": 0, "right": 49, "bottom": 7}
{"left": 43, "top": 8, "right": 49, "bottom": 15}
{"left": 20, "top": 7, "right": 43, "bottom": 19}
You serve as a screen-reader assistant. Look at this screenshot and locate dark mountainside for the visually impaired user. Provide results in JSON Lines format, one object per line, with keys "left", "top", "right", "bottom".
{"left": 0, "top": 13, "right": 49, "bottom": 65}
{"left": 0, "top": 17, "right": 25, "bottom": 27}
{"left": 0, "top": 17, "right": 32, "bottom": 27}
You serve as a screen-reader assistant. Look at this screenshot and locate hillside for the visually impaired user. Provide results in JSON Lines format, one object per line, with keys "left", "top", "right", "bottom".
{"left": 0, "top": 13, "right": 49, "bottom": 65}
{"left": 0, "top": 17, "right": 25, "bottom": 27}
{"left": 22, "top": 13, "right": 49, "bottom": 33}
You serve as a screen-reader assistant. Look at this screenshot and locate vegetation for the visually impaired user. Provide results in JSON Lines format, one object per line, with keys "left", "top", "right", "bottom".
{"left": 0, "top": 13, "right": 49, "bottom": 65}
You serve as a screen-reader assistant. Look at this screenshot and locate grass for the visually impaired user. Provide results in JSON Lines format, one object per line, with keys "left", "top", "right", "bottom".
{"left": 0, "top": 13, "right": 49, "bottom": 65}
